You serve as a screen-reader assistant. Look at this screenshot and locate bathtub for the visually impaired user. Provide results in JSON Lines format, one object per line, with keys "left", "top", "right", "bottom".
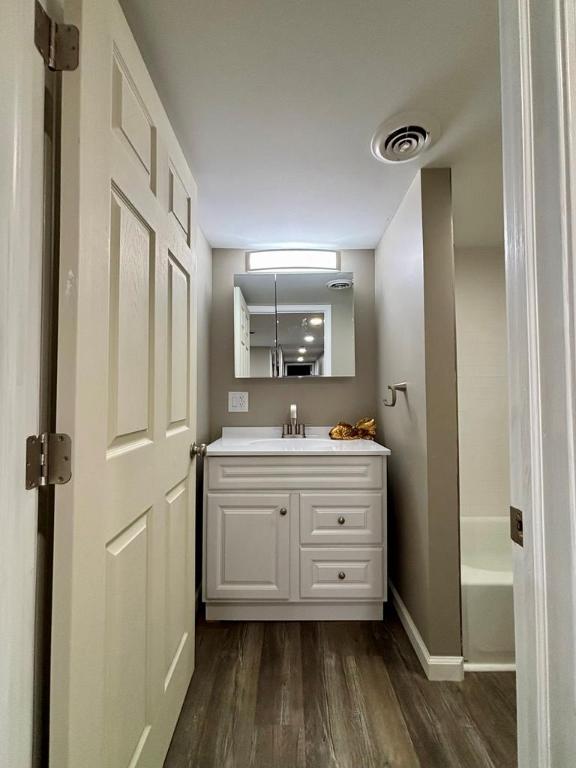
{"left": 460, "top": 516, "right": 516, "bottom": 669}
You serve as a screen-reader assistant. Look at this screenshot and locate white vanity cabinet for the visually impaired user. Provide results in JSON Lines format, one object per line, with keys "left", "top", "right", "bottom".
{"left": 203, "top": 429, "right": 390, "bottom": 621}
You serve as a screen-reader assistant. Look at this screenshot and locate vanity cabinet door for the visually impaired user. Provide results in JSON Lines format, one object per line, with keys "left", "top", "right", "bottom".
{"left": 206, "top": 493, "right": 290, "bottom": 600}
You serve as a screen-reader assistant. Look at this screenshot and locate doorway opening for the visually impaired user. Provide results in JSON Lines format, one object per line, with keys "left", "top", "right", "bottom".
{"left": 455, "top": 248, "right": 514, "bottom": 672}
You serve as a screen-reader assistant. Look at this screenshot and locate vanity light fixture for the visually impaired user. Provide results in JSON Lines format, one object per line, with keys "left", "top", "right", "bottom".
{"left": 304, "top": 335, "right": 314, "bottom": 343}
{"left": 309, "top": 317, "right": 323, "bottom": 327}
{"left": 298, "top": 347, "right": 307, "bottom": 354}
{"left": 246, "top": 249, "right": 340, "bottom": 272}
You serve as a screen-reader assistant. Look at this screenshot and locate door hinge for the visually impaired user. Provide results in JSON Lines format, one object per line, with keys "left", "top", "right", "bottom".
{"left": 510, "top": 506, "right": 524, "bottom": 547}
{"left": 26, "top": 433, "right": 72, "bottom": 489}
{"left": 34, "top": 0, "right": 79, "bottom": 72}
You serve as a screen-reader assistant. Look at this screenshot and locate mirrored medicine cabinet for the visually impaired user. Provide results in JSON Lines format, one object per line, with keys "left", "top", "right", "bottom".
{"left": 233, "top": 271, "right": 355, "bottom": 378}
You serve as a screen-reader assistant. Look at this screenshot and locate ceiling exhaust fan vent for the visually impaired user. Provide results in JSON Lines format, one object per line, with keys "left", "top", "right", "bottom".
{"left": 371, "top": 113, "right": 438, "bottom": 164}
{"left": 326, "top": 278, "right": 353, "bottom": 290}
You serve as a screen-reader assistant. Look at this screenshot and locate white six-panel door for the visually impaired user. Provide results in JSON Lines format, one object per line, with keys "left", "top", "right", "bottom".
{"left": 51, "top": 0, "right": 198, "bottom": 765}
{"left": 234, "top": 286, "right": 251, "bottom": 376}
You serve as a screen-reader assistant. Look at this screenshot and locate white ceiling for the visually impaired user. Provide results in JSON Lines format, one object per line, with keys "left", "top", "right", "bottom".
{"left": 120, "top": 0, "right": 504, "bottom": 250}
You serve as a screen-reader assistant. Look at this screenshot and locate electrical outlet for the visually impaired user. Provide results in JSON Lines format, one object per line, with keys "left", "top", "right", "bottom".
{"left": 228, "top": 391, "right": 249, "bottom": 412}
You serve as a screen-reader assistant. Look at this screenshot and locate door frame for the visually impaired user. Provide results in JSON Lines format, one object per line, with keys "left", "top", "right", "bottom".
{"left": 499, "top": 1, "right": 576, "bottom": 765}
{"left": 0, "top": 2, "right": 46, "bottom": 766}
{"left": 2, "top": 1, "right": 576, "bottom": 767}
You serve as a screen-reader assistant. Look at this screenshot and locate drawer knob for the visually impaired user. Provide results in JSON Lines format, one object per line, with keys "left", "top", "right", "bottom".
{"left": 280, "top": 507, "right": 288, "bottom": 516}
{"left": 338, "top": 571, "right": 346, "bottom": 580}
{"left": 337, "top": 516, "right": 346, "bottom": 525}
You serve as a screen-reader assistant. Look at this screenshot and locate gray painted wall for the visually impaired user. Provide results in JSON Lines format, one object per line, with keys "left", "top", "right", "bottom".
{"left": 375, "top": 169, "right": 461, "bottom": 656}
{"left": 209, "top": 249, "right": 377, "bottom": 440}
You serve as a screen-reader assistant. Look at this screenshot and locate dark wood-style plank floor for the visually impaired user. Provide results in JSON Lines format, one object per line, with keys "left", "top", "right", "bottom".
{"left": 164, "top": 606, "right": 517, "bottom": 768}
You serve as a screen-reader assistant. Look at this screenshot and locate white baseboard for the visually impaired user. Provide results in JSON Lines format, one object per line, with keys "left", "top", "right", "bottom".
{"left": 389, "top": 583, "right": 464, "bottom": 682}
{"left": 464, "top": 662, "right": 516, "bottom": 673}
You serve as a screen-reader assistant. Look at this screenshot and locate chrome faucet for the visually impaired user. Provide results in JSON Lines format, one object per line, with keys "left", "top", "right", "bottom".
{"left": 290, "top": 403, "right": 298, "bottom": 433}
{"left": 282, "top": 403, "right": 306, "bottom": 438}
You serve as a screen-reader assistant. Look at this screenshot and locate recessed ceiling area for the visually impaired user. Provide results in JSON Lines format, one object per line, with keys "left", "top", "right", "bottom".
{"left": 120, "top": 0, "right": 503, "bottom": 249}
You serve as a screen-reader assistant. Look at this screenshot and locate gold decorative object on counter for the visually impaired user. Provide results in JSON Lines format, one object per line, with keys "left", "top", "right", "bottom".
{"left": 329, "top": 417, "right": 376, "bottom": 441}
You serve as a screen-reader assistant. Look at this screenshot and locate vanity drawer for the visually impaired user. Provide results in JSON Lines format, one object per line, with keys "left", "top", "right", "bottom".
{"left": 207, "top": 456, "right": 383, "bottom": 491}
{"left": 300, "top": 492, "right": 382, "bottom": 544}
{"left": 300, "top": 548, "right": 383, "bottom": 599}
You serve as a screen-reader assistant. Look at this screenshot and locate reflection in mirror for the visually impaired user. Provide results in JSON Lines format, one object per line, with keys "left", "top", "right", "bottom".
{"left": 233, "top": 273, "right": 276, "bottom": 377}
{"left": 234, "top": 271, "right": 355, "bottom": 378}
{"left": 276, "top": 272, "right": 355, "bottom": 377}
{"left": 277, "top": 312, "right": 326, "bottom": 376}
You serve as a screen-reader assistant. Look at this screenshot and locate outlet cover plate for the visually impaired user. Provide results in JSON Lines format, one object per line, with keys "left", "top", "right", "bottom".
{"left": 228, "top": 391, "right": 249, "bottom": 412}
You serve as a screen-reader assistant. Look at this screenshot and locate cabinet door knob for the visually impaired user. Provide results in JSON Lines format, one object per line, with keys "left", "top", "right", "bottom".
{"left": 280, "top": 507, "right": 288, "bottom": 516}
{"left": 338, "top": 571, "right": 346, "bottom": 580}
{"left": 337, "top": 516, "right": 346, "bottom": 525}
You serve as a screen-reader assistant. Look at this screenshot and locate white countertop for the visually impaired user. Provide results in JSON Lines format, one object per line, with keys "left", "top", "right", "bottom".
{"left": 206, "top": 427, "right": 391, "bottom": 456}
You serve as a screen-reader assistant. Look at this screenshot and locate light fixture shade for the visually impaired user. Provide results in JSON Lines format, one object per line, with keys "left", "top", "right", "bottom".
{"left": 246, "top": 250, "right": 339, "bottom": 272}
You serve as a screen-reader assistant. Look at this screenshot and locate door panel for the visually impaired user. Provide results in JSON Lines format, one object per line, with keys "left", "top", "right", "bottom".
{"left": 164, "top": 481, "right": 190, "bottom": 688}
{"left": 52, "top": 1, "right": 198, "bottom": 765}
{"left": 167, "top": 255, "right": 190, "bottom": 431}
{"left": 206, "top": 493, "right": 290, "bottom": 600}
{"left": 108, "top": 189, "right": 154, "bottom": 447}
{"left": 112, "top": 53, "right": 155, "bottom": 181}
{"left": 169, "top": 165, "right": 190, "bottom": 239}
{"left": 104, "top": 514, "right": 151, "bottom": 768}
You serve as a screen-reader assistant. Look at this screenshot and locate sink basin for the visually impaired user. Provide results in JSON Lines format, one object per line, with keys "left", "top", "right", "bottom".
{"left": 206, "top": 428, "right": 391, "bottom": 456}
{"left": 246, "top": 438, "right": 332, "bottom": 450}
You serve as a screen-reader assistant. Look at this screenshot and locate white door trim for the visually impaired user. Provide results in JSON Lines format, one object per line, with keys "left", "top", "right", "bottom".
{"left": 499, "top": 1, "right": 576, "bottom": 765}
{"left": 0, "top": 2, "right": 45, "bottom": 766}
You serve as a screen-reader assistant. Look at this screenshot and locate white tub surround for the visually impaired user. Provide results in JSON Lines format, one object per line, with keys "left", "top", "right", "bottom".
{"left": 203, "top": 428, "right": 390, "bottom": 620}
{"left": 461, "top": 517, "right": 515, "bottom": 670}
